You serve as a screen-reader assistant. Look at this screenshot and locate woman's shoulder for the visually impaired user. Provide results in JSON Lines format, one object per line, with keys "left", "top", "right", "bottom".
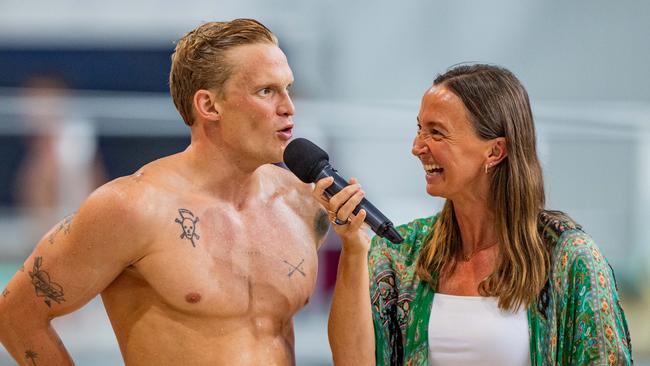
{"left": 368, "top": 213, "right": 439, "bottom": 265}
{"left": 537, "top": 210, "right": 582, "bottom": 246}
{"left": 552, "top": 228, "right": 610, "bottom": 274}
{"left": 540, "top": 211, "right": 613, "bottom": 281}
{"left": 397, "top": 214, "right": 440, "bottom": 240}
{"left": 372, "top": 214, "right": 439, "bottom": 248}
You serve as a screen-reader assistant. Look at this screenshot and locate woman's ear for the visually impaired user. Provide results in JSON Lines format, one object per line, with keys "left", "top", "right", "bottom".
{"left": 486, "top": 137, "right": 507, "bottom": 167}
{"left": 193, "top": 89, "right": 221, "bottom": 122}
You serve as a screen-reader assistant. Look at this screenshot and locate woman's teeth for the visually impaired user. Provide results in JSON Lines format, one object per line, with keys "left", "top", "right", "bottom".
{"left": 423, "top": 163, "right": 443, "bottom": 173}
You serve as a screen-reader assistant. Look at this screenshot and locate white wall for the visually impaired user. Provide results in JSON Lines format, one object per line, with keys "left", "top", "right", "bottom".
{"left": 0, "top": 0, "right": 648, "bottom": 101}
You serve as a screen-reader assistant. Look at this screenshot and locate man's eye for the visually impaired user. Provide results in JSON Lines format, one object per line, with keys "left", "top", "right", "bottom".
{"left": 258, "top": 88, "right": 273, "bottom": 96}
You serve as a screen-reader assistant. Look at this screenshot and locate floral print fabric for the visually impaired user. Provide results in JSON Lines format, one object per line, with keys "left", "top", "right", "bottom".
{"left": 368, "top": 212, "right": 632, "bottom": 365}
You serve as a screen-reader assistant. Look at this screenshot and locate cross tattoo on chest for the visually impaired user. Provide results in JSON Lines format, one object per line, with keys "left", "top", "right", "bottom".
{"left": 283, "top": 259, "right": 306, "bottom": 277}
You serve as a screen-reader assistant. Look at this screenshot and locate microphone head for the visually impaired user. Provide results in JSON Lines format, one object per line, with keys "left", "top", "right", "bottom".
{"left": 283, "top": 138, "right": 330, "bottom": 183}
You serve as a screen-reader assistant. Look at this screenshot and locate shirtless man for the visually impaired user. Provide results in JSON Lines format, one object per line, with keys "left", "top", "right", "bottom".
{"left": 0, "top": 19, "right": 329, "bottom": 365}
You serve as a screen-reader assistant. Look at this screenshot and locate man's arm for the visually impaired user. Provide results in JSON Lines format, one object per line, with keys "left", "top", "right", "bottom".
{"left": 278, "top": 163, "right": 331, "bottom": 249}
{"left": 313, "top": 207, "right": 330, "bottom": 249}
{"left": 0, "top": 182, "right": 148, "bottom": 365}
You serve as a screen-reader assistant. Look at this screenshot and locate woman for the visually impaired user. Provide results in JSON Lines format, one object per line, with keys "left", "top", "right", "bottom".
{"left": 314, "top": 64, "right": 632, "bottom": 365}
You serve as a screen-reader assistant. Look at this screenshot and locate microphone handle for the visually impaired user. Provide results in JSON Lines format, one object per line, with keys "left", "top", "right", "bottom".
{"left": 315, "top": 165, "right": 393, "bottom": 236}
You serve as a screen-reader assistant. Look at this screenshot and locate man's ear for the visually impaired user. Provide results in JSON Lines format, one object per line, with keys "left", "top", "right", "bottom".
{"left": 193, "top": 89, "right": 221, "bottom": 122}
{"left": 486, "top": 137, "right": 507, "bottom": 167}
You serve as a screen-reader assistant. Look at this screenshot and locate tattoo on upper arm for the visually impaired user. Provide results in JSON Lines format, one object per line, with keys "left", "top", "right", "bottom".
{"left": 1, "top": 288, "right": 8, "bottom": 298}
{"left": 174, "top": 209, "right": 200, "bottom": 247}
{"left": 48, "top": 213, "right": 75, "bottom": 244}
{"left": 314, "top": 209, "right": 330, "bottom": 241}
{"left": 25, "top": 350, "right": 38, "bottom": 365}
{"left": 283, "top": 259, "right": 306, "bottom": 277}
{"left": 28, "top": 257, "right": 65, "bottom": 307}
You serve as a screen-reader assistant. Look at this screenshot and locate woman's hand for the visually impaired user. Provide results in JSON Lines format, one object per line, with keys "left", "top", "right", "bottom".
{"left": 312, "top": 176, "right": 371, "bottom": 254}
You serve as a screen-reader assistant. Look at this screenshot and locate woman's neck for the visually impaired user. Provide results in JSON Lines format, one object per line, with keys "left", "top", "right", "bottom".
{"left": 452, "top": 200, "right": 499, "bottom": 255}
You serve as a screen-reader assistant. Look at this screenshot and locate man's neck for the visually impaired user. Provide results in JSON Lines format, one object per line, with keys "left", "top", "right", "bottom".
{"left": 180, "top": 141, "right": 267, "bottom": 208}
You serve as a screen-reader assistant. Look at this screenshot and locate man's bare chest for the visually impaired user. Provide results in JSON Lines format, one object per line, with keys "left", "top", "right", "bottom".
{"left": 129, "top": 204, "right": 318, "bottom": 319}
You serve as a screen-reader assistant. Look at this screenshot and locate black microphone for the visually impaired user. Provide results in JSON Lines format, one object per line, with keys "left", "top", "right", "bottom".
{"left": 283, "top": 138, "right": 404, "bottom": 244}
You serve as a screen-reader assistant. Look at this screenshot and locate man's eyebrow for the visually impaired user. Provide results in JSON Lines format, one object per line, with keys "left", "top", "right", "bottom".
{"left": 253, "top": 80, "right": 294, "bottom": 89}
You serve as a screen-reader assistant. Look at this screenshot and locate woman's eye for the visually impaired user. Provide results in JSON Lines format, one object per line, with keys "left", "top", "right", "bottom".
{"left": 431, "top": 127, "right": 445, "bottom": 136}
{"left": 429, "top": 129, "right": 444, "bottom": 140}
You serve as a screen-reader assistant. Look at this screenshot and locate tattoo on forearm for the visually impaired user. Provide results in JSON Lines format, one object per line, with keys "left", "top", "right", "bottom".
{"left": 25, "top": 350, "right": 38, "bottom": 365}
{"left": 174, "top": 209, "right": 200, "bottom": 247}
{"left": 28, "top": 257, "right": 65, "bottom": 307}
{"left": 1, "top": 288, "right": 8, "bottom": 298}
{"left": 283, "top": 259, "right": 306, "bottom": 277}
{"left": 314, "top": 209, "right": 330, "bottom": 241}
{"left": 48, "top": 213, "right": 75, "bottom": 244}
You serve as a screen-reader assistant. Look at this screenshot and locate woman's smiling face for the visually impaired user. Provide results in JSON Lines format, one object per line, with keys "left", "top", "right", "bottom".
{"left": 412, "top": 85, "right": 494, "bottom": 201}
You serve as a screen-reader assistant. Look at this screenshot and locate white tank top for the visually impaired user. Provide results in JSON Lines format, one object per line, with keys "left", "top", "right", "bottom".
{"left": 428, "top": 293, "right": 531, "bottom": 366}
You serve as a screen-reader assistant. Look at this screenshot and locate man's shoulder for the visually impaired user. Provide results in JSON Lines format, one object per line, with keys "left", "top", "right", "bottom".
{"left": 258, "top": 163, "right": 323, "bottom": 220}
{"left": 39, "top": 174, "right": 159, "bottom": 261}
{"left": 78, "top": 177, "right": 147, "bottom": 226}
{"left": 260, "top": 163, "right": 302, "bottom": 183}
{"left": 79, "top": 166, "right": 175, "bottom": 228}
{"left": 259, "top": 163, "right": 314, "bottom": 198}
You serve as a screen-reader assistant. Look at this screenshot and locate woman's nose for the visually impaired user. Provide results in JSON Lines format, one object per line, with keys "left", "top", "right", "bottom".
{"left": 411, "top": 135, "right": 428, "bottom": 156}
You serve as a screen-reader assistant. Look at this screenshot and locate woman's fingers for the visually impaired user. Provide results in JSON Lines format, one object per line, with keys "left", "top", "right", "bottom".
{"left": 348, "top": 209, "right": 366, "bottom": 231}
{"left": 335, "top": 188, "right": 365, "bottom": 222}
{"left": 312, "top": 177, "right": 365, "bottom": 227}
{"left": 329, "top": 183, "right": 362, "bottom": 213}
{"left": 312, "top": 177, "right": 334, "bottom": 205}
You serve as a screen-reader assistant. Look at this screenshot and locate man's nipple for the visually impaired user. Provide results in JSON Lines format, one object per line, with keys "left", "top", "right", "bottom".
{"left": 185, "top": 292, "right": 202, "bottom": 304}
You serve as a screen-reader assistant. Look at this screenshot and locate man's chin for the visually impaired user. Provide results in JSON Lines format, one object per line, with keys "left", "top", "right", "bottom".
{"left": 261, "top": 151, "right": 285, "bottom": 167}
{"left": 272, "top": 146, "right": 286, "bottom": 164}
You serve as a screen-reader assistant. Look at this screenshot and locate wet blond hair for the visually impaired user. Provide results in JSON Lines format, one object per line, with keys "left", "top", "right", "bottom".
{"left": 169, "top": 19, "right": 278, "bottom": 126}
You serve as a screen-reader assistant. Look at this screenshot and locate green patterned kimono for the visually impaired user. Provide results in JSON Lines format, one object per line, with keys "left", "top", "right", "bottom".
{"left": 368, "top": 212, "right": 632, "bottom": 365}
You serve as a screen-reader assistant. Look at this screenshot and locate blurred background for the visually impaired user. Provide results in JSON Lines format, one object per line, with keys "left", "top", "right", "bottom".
{"left": 0, "top": 0, "right": 649, "bottom": 364}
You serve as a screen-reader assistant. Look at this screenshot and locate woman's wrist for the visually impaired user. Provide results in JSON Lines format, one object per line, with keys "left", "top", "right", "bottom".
{"left": 340, "top": 238, "right": 370, "bottom": 256}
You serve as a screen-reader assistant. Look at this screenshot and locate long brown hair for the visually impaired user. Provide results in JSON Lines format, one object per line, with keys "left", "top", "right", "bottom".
{"left": 415, "top": 64, "right": 548, "bottom": 311}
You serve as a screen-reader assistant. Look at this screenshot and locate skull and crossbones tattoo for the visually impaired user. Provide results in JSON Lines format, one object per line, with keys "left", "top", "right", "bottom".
{"left": 174, "top": 208, "right": 200, "bottom": 247}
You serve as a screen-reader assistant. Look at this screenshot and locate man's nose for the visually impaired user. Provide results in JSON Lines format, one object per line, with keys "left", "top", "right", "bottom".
{"left": 278, "top": 92, "right": 295, "bottom": 117}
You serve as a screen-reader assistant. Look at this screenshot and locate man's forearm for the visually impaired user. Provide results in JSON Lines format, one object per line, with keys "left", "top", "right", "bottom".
{"left": 1, "top": 318, "right": 74, "bottom": 366}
